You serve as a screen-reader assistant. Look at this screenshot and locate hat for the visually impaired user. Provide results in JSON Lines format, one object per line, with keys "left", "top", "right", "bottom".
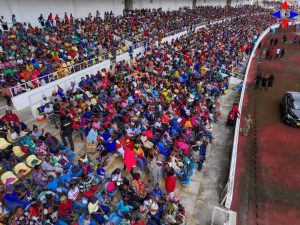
{"left": 14, "top": 163, "right": 31, "bottom": 176}
{"left": 0, "top": 138, "right": 11, "bottom": 150}
{"left": 1, "top": 171, "right": 18, "bottom": 185}
{"left": 13, "top": 146, "right": 26, "bottom": 157}
{"left": 106, "top": 181, "right": 116, "bottom": 192}
{"left": 20, "top": 131, "right": 29, "bottom": 138}
{"left": 26, "top": 155, "right": 42, "bottom": 168}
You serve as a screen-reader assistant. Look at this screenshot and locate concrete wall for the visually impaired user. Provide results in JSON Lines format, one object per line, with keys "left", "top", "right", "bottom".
{"left": 0, "top": 0, "right": 125, "bottom": 27}
{"left": 196, "top": 0, "right": 227, "bottom": 7}
{"left": 195, "top": 0, "right": 251, "bottom": 7}
{"left": 133, "top": 0, "right": 193, "bottom": 10}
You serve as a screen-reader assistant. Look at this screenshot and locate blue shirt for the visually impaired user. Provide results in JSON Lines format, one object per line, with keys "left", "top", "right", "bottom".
{"left": 87, "top": 129, "right": 98, "bottom": 143}
{"left": 61, "top": 168, "right": 72, "bottom": 183}
{"left": 47, "top": 178, "right": 59, "bottom": 191}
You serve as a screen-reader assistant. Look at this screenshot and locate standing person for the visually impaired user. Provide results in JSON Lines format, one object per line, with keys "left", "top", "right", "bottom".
{"left": 38, "top": 14, "right": 45, "bottom": 27}
{"left": 274, "top": 38, "right": 278, "bottom": 46}
{"left": 226, "top": 110, "right": 236, "bottom": 128}
{"left": 60, "top": 114, "right": 75, "bottom": 151}
{"left": 261, "top": 73, "right": 269, "bottom": 91}
{"left": 275, "top": 48, "right": 280, "bottom": 59}
{"left": 147, "top": 152, "right": 162, "bottom": 187}
{"left": 254, "top": 72, "right": 262, "bottom": 89}
{"left": 0, "top": 16, "right": 8, "bottom": 30}
{"left": 2, "top": 84, "right": 12, "bottom": 106}
{"left": 280, "top": 48, "right": 286, "bottom": 59}
{"left": 242, "top": 114, "right": 253, "bottom": 137}
{"left": 268, "top": 74, "right": 275, "bottom": 90}
{"left": 269, "top": 48, "right": 275, "bottom": 60}
{"left": 282, "top": 34, "right": 287, "bottom": 43}
{"left": 232, "top": 103, "right": 241, "bottom": 119}
{"left": 96, "top": 10, "right": 100, "bottom": 18}
{"left": 165, "top": 170, "right": 176, "bottom": 200}
{"left": 266, "top": 48, "right": 270, "bottom": 60}
{"left": 12, "top": 14, "right": 17, "bottom": 25}
{"left": 270, "top": 38, "right": 274, "bottom": 45}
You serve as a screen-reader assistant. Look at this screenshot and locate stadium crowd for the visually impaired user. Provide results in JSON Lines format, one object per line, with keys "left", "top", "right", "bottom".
{"left": 0, "top": 5, "right": 272, "bottom": 98}
{"left": 0, "top": 4, "right": 276, "bottom": 225}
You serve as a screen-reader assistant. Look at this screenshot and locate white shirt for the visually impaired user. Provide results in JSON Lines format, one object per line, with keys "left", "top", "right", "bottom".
{"left": 68, "top": 187, "right": 80, "bottom": 201}
{"left": 44, "top": 105, "right": 54, "bottom": 114}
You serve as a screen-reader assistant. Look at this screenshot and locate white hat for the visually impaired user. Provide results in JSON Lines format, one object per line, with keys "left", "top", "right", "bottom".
{"left": 26, "top": 155, "right": 42, "bottom": 168}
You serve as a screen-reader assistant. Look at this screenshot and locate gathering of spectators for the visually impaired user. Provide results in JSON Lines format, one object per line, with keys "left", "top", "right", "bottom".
{"left": 0, "top": 4, "right": 278, "bottom": 225}
{"left": 0, "top": 5, "right": 273, "bottom": 97}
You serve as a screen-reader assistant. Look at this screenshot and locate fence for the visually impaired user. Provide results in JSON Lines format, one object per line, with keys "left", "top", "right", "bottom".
{"left": 9, "top": 53, "right": 110, "bottom": 97}
{"left": 11, "top": 59, "right": 111, "bottom": 112}
{"left": 211, "top": 207, "right": 237, "bottom": 225}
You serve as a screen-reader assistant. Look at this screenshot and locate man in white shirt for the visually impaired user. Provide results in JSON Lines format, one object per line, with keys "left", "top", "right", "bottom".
{"left": 44, "top": 103, "right": 59, "bottom": 128}
{"left": 68, "top": 183, "right": 87, "bottom": 209}
{"left": 276, "top": 48, "right": 280, "bottom": 59}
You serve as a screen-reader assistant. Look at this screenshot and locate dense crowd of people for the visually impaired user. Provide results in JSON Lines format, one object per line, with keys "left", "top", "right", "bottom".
{"left": 0, "top": 5, "right": 272, "bottom": 98}
{"left": 0, "top": 4, "right": 278, "bottom": 225}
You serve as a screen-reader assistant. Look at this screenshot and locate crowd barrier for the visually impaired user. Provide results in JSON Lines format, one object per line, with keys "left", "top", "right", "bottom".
{"left": 12, "top": 60, "right": 111, "bottom": 112}
{"left": 223, "top": 19, "right": 300, "bottom": 210}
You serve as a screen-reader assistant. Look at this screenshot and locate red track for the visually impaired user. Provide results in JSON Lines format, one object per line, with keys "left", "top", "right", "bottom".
{"left": 231, "top": 28, "right": 300, "bottom": 225}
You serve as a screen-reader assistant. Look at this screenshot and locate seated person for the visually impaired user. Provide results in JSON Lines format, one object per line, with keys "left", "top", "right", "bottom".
{"left": 31, "top": 124, "right": 44, "bottom": 141}
{"left": 3, "top": 185, "right": 30, "bottom": 212}
{"left": 0, "top": 145, "right": 22, "bottom": 171}
{"left": 47, "top": 175, "right": 69, "bottom": 193}
{"left": 1, "top": 110, "right": 19, "bottom": 125}
{"left": 78, "top": 174, "right": 99, "bottom": 198}
{"left": 78, "top": 213, "right": 97, "bottom": 225}
{"left": 44, "top": 132, "right": 60, "bottom": 153}
{"left": 87, "top": 197, "right": 109, "bottom": 224}
{"left": 32, "top": 165, "right": 48, "bottom": 188}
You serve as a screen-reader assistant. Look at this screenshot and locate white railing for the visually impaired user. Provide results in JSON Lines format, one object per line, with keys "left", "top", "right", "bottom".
{"left": 9, "top": 53, "right": 109, "bottom": 97}
{"left": 211, "top": 207, "right": 237, "bottom": 225}
{"left": 222, "top": 19, "right": 300, "bottom": 209}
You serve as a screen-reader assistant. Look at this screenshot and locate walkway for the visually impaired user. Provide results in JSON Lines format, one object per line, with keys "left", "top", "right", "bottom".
{"left": 180, "top": 80, "right": 240, "bottom": 225}
{"left": 231, "top": 28, "right": 300, "bottom": 225}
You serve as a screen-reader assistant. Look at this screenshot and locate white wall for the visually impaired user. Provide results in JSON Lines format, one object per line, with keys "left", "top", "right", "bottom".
{"left": 12, "top": 60, "right": 111, "bottom": 111}
{"left": 196, "top": 0, "right": 226, "bottom": 7}
{"left": 133, "top": 0, "right": 193, "bottom": 10}
{"left": 0, "top": 0, "right": 124, "bottom": 27}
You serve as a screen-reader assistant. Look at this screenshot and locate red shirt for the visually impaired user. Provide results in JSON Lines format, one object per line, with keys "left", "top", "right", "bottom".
{"left": 1, "top": 113, "right": 19, "bottom": 123}
{"left": 58, "top": 200, "right": 72, "bottom": 216}
{"left": 165, "top": 175, "right": 176, "bottom": 193}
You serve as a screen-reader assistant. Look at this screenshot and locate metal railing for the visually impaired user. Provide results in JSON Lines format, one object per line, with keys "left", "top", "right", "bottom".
{"left": 9, "top": 53, "right": 109, "bottom": 97}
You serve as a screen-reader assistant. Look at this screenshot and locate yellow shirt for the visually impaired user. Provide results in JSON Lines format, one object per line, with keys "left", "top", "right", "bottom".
{"left": 88, "top": 202, "right": 99, "bottom": 214}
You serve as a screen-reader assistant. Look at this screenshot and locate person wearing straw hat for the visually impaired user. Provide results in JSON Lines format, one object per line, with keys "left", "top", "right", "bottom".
{"left": 1, "top": 171, "right": 18, "bottom": 186}
{"left": 14, "top": 162, "right": 31, "bottom": 177}
{"left": 26, "top": 155, "right": 42, "bottom": 168}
